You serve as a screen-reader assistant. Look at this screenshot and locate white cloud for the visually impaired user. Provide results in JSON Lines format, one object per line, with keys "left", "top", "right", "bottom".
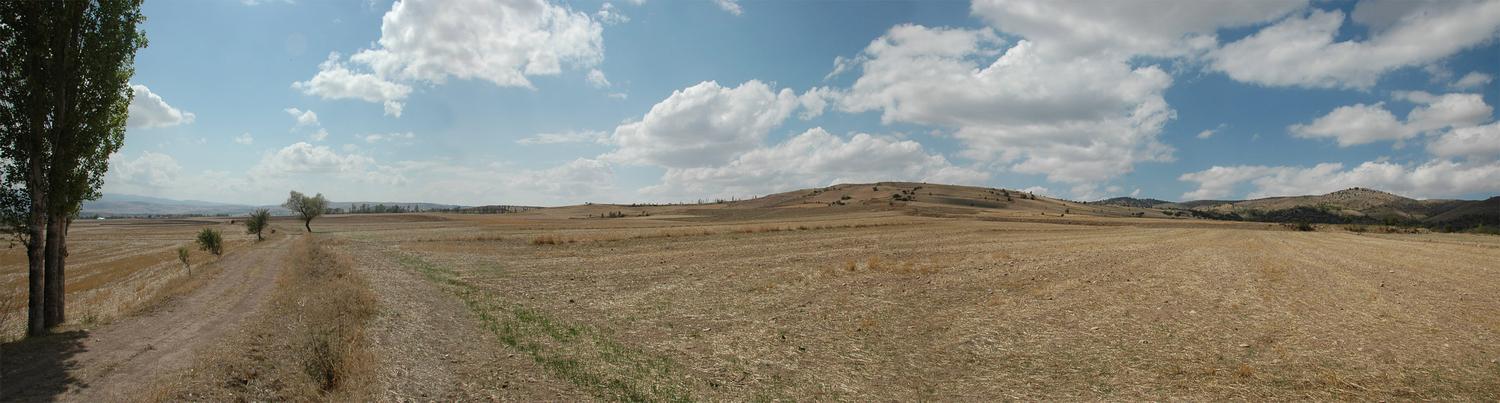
{"left": 1180, "top": 159, "right": 1500, "bottom": 200}
{"left": 1290, "top": 103, "right": 1408, "bottom": 146}
{"left": 251, "top": 142, "right": 376, "bottom": 178}
{"left": 714, "top": 0, "right": 741, "bottom": 15}
{"left": 1212, "top": 3, "right": 1500, "bottom": 89}
{"left": 642, "top": 127, "right": 988, "bottom": 199}
{"left": 1428, "top": 122, "right": 1500, "bottom": 161}
{"left": 517, "top": 130, "right": 605, "bottom": 145}
{"left": 127, "top": 85, "right": 196, "bottom": 129}
{"left": 390, "top": 158, "right": 616, "bottom": 205}
{"left": 350, "top": 0, "right": 603, "bottom": 89}
{"left": 1451, "top": 72, "right": 1493, "bottom": 90}
{"left": 596, "top": 2, "right": 629, "bottom": 24}
{"left": 604, "top": 80, "right": 803, "bottom": 168}
{"left": 970, "top": 0, "right": 1306, "bottom": 58}
{"left": 838, "top": 24, "right": 1176, "bottom": 185}
{"left": 234, "top": 132, "right": 254, "bottom": 145}
{"left": 296, "top": 0, "right": 605, "bottom": 116}
{"left": 607, "top": 92, "right": 628, "bottom": 100}
{"left": 310, "top": 128, "right": 330, "bottom": 142}
{"left": 587, "top": 69, "right": 611, "bottom": 88}
{"left": 105, "top": 152, "right": 183, "bottom": 192}
{"left": 361, "top": 132, "right": 417, "bottom": 143}
{"left": 1290, "top": 92, "right": 1493, "bottom": 146}
{"left": 292, "top": 53, "right": 413, "bottom": 117}
{"left": 1197, "top": 130, "right": 1215, "bottom": 139}
{"left": 284, "top": 107, "right": 320, "bottom": 128}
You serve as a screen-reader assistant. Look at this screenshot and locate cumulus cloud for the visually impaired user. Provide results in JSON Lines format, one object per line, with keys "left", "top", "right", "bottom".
{"left": 361, "top": 132, "right": 416, "bottom": 143}
{"left": 838, "top": 24, "right": 1176, "bottom": 185}
{"left": 293, "top": 0, "right": 605, "bottom": 116}
{"left": 1179, "top": 159, "right": 1500, "bottom": 200}
{"left": 234, "top": 132, "right": 254, "bottom": 145}
{"left": 284, "top": 107, "right": 320, "bottom": 128}
{"left": 1428, "top": 122, "right": 1500, "bottom": 161}
{"left": 970, "top": 0, "right": 1305, "bottom": 58}
{"left": 517, "top": 130, "right": 605, "bottom": 145}
{"left": 586, "top": 69, "right": 611, "bottom": 88}
{"left": 127, "top": 85, "right": 196, "bottom": 129}
{"left": 349, "top": 0, "right": 603, "bottom": 89}
{"left": 292, "top": 53, "right": 413, "bottom": 116}
{"left": 105, "top": 152, "right": 183, "bottom": 192}
{"left": 604, "top": 80, "right": 804, "bottom": 168}
{"left": 595, "top": 2, "right": 629, "bottom": 24}
{"left": 1290, "top": 92, "right": 1493, "bottom": 146}
{"left": 1212, "top": 2, "right": 1500, "bottom": 89}
{"left": 714, "top": 0, "right": 741, "bottom": 15}
{"left": 251, "top": 142, "right": 378, "bottom": 181}
{"left": 643, "top": 127, "right": 988, "bottom": 199}
{"left": 1450, "top": 72, "right": 1493, "bottom": 90}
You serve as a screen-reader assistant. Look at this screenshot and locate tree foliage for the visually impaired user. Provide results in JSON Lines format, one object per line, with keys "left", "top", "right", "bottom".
{"left": 244, "top": 208, "right": 270, "bottom": 241}
{"left": 0, "top": 0, "right": 147, "bottom": 336}
{"left": 283, "top": 190, "right": 327, "bottom": 232}
{"left": 196, "top": 228, "right": 222, "bottom": 256}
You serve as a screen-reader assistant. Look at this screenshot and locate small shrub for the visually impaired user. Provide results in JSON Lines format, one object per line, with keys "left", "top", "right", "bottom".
{"left": 177, "top": 246, "right": 191, "bottom": 274}
{"left": 1345, "top": 224, "right": 1368, "bottom": 233}
{"left": 245, "top": 208, "right": 272, "bottom": 241}
{"left": 197, "top": 228, "right": 224, "bottom": 256}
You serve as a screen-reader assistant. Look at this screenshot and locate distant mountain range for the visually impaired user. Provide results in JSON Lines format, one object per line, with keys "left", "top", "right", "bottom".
{"left": 80, "top": 194, "right": 464, "bottom": 217}
{"left": 1092, "top": 188, "right": 1500, "bottom": 230}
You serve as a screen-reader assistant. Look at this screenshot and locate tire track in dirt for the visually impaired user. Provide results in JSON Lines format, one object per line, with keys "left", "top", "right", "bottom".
{"left": 1, "top": 235, "right": 292, "bottom": 402}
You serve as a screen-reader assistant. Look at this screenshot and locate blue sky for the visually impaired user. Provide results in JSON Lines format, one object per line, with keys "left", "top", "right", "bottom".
{"left": 107, "top": 0, "right": 1500, "bottom": 206}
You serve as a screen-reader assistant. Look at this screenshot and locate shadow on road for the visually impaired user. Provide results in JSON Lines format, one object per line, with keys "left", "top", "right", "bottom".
{"left": 1, "top": 330, "right": 89, "bottom": 402}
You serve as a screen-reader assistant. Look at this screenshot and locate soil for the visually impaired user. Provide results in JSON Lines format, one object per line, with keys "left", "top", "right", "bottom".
{"left": 0, "top": 236, "right": 290, "bottom": 401}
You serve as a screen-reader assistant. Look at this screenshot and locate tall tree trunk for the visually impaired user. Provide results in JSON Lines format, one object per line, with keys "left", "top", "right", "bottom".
{"left": 43, "top": 215, "right": 66, "bottom": 327}
{"left": 42, "top": 1, "right": 83, "bottom": 331}
{"left": 305, "top": 220, "right": 311, "bottom": 232}
{"left": 25, "top": 198, "right": 46, "bottom": 337}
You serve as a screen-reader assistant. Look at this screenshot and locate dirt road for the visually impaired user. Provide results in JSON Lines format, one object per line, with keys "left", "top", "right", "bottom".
{"left": 1, "top": 235, "right": 292, "bottom": 402}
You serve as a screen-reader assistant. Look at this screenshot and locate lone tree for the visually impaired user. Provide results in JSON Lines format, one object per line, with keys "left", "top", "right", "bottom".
{"left": 0, "top": 0, "right": 148, "bottom": 336}
{"left": 196, "top": 228, "right": 223, "bottom": 256}
{"left": 283, "top": 190, "right": 327, "bottom": 232}
{"left": 244, "top": 208, "right": 270, "bottom": 241}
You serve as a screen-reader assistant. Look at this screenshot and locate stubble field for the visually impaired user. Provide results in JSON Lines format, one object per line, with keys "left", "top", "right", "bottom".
{"left": 4, "top": 204, "right": 1499, "bottom": 400}
{"left": 320, "top": 210, "right": 1500, "bottom": 400}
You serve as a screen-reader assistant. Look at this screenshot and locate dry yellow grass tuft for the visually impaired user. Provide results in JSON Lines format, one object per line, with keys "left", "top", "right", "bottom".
{"left": 147, "top": 235, "right": 376, "bottom": 401}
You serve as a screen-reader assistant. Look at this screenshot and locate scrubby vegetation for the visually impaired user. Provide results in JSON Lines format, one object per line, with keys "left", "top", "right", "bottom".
{"left": 195, "top": 228, "right": 223, "bottom": 256}
{"left": 244, "top": 208, "right": 271, "bottom": 241}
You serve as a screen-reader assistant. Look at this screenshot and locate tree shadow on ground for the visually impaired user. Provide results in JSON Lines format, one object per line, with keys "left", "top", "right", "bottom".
{"left": 1, "top": 330, "right": 89, "bottom": 402}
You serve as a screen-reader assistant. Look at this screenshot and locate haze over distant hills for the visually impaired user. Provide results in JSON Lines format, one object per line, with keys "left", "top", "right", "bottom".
{"left": 81, "top": 194, "right": 464, "bottom": 217}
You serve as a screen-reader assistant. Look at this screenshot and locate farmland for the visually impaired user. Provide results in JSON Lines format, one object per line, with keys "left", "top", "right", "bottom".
{"left": 4, "top": 183, "right": 1500, "bottom": 400}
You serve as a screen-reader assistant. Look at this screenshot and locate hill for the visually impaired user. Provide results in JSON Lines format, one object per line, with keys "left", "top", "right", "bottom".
{"left": 1091, "top": 197, "right": 1173, "bottom": 208}
{"left": 1154, "top": 187, "right": 1496, "bottom": 229}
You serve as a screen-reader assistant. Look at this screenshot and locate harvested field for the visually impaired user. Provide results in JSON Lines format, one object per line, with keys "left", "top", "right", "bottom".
{"left": 314, "top": 210, "right": 1500, "bottom": 400}
{"left": 0, "top": 218, "right": 258, "bottom": 341}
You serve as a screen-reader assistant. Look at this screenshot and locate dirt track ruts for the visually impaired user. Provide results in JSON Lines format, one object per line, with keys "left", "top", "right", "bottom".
{"left": 1, "top": 235, "right": 291, "bottom": 402}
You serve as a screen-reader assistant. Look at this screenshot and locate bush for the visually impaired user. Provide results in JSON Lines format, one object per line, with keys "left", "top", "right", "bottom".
{"left": 197, "top": 228, "right": 224, "bottom": 256}
{"left": 245, "top": 208, "right": 272, "bottom": 241}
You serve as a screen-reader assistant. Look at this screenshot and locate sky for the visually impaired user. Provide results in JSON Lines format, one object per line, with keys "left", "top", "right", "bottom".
{"left": 105, "top": 0, "right": 1500, "bottom": 206}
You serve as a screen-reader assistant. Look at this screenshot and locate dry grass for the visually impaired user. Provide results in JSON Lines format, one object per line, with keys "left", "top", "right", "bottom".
{"left": 317, "top": 212, "right": 1500, "bottom": 400}
{"left": 0, "top": 219, "right": 258, "bottom": 341}
{"left": 147, "top": 235, "right": 376, "bottom": 401}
